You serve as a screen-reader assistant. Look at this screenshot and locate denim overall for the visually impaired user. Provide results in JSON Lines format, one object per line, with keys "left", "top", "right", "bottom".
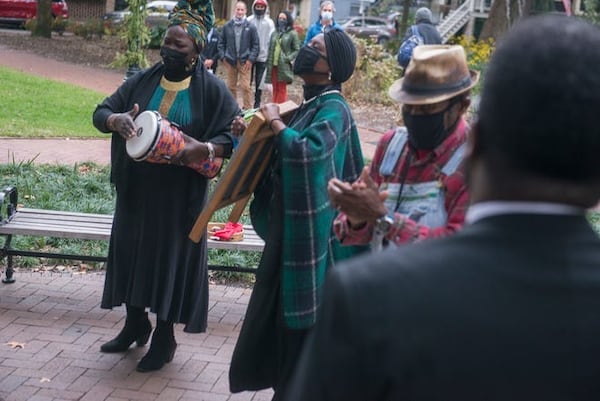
{"left": 373, "top": 127, "right": 465, "bottom": 250}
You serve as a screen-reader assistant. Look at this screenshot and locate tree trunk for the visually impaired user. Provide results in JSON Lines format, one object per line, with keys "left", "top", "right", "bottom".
{"left": 32, "top": 0, "right": 52, "bottom": 38}
{"left": 399, "top": 0, "right": 411, "bottom": 37}
{"left": 479, "top": 0, "right": 533, "bottom": 41}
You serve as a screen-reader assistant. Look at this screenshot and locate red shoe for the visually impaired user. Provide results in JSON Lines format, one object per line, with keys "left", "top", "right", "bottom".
{"left": 212, "top": 222, "right": 244, "bottom": 241}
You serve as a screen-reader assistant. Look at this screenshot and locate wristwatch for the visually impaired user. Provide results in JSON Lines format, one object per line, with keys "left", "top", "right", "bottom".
{"left": 374, "top": 213, "right": 394, "bottom": 235}
{"left": 206, "top": 142, "right": 215, "bottom": 163}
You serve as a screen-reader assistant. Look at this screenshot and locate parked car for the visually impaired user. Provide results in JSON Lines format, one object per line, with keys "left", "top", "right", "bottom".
{"left": 336, "top": 16, "right": 396, "bottom": 45}
{"left": 0, "top": 0, "right": 68, "bottom": 26}
{"left": 103, "top": 0, "right": 176, "bottom": 28}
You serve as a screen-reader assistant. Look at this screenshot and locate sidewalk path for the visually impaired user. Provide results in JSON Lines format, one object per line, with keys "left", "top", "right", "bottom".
{"left": 0, "top": 138, "right": 110, "bottom": 165}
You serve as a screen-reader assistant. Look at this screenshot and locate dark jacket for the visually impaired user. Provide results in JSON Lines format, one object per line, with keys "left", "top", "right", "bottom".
{"left": 201, "top": 27, "right": 221, "bottom": 71}
{"left": 403, "top": 20, "right": 442, "bottom": 45}
{"left": 265, "top": 27, "right": 300, "bottom": 84}
{"left": 218, "top": 19, "right": 260, "bottom": 65}
{"left": 286, "top": 213, "right": 600, "bottom": 401}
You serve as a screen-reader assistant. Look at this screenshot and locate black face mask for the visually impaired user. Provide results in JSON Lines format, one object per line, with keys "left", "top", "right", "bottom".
{"left": 160, "top": 46, "right": 193, "bottom": 81}
{"left": 403, "top": 102, "right": 458, "bottom": 150}
{"left": 254, "top": 8, "right": 265, "bottom": 16}
{"left": 293, "top": 45, "right": 327, "bottom": 76}
{"left": 277, "top": 20, "right": 287, "bottom": 32}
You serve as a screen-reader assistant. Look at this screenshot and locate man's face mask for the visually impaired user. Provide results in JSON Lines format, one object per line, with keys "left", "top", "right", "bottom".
{"left": 403, "top": 101, "right": 459, "bottom": 150}
{"left": 254, "top": 6, "right": 266, "bottom": 16}
{"left": 292, "top": 45, "right": 327, "bottom": 76}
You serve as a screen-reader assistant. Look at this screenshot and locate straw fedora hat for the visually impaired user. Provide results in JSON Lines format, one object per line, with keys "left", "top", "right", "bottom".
{"left": 389, "top": 45, "right": 479, "bottom": 105}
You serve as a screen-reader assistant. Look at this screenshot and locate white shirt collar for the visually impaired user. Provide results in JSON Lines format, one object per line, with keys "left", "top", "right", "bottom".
{"left": 466, "top": 201, "right": 584, "bottom": 224}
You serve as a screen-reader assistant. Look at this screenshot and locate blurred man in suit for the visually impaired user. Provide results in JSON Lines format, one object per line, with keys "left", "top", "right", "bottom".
{"left": 284, "top": 14, "right": 600, "bottom": 401}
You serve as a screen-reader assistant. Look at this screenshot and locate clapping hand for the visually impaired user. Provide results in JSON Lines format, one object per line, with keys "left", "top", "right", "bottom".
{"left": 327, "top": 166, "right": 389, "bottom": 227}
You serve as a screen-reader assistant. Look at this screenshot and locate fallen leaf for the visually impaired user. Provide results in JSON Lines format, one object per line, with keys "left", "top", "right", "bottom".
{"left": 40, "top": 377, "right": 51, "bottom": 383}
{"left": 6, "top": 341, "right": 25, "bottom": 349}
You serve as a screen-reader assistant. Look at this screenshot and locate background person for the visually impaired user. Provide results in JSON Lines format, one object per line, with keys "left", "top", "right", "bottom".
{"left": 286, "top": 14, "right": 600, "bottom": 401}
{"left": 247, "top": 0, "right": 275, "bottom": 109}
{"left": 200, "top": 26, "right": 220, "bottom": 73}
{"left": 219, "top": 1, "right": 260, "bottom": 110}
{"left": 265, "top": 10, "right": 300, "bottom": 103}
{"left": 329, "top": 45, "right": 476, "bottom": 251}
{"left": 402, "top": 7, "right": 441, "bottom": 45}
{"left": 303, "top": 0, "right": 341, "bottom": 45}
{"left": 92, "top": 0, "right": 240, "bottom": 373}
{"left": 398, "top": 7, "right": 442, "bottom": 70}
{"left": 229, "top": 29, "right": 365, "bottom": 400}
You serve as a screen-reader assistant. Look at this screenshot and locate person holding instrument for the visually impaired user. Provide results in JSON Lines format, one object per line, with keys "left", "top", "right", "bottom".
{"left": 92, "top": 0, "right": 240, "bottom": 373}
{"left": 228, "top": 28, "right": 365, "bottom": 400}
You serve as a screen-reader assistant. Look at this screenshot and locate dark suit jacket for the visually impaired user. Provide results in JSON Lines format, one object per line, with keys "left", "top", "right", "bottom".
{"left": 285, "top": 213, "right": 600, "bottom": 401}
{"left": 218, "top": 19, "right": 260, "bottom": 65}
{"left": 201, "top": 28, "right": 221, "bottom": 72}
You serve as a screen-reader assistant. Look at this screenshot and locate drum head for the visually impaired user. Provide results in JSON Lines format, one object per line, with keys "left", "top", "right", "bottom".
{"left": 127, "top": 111, "right": 161, "bottom": 160}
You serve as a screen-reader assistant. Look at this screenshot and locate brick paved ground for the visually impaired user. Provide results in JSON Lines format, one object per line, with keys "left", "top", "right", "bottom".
{"left": 0, "top": 272, "right": 273, "bottom": 401}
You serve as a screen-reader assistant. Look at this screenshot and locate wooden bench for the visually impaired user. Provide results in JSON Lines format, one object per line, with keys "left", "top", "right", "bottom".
{"left": 0, "top": 187, "right": 264, "bottom": 283}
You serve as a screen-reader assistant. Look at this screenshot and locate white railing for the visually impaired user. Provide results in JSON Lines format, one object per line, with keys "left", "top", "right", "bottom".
{"left": 437, "top": 0, "right": 473, "bottom": 43}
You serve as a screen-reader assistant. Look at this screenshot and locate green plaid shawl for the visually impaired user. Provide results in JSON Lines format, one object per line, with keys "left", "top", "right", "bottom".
{"left": 264, "top": 92, "right": 365, "bottom": 329}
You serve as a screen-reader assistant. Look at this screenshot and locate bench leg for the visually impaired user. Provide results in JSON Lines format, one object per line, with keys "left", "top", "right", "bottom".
{"left": 1, "top": 234, "right": 15, "bottom": 284}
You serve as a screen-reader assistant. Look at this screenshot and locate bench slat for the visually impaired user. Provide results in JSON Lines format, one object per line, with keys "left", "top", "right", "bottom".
{"left": 0, "top": 208, "right": 264, "bottom": 251}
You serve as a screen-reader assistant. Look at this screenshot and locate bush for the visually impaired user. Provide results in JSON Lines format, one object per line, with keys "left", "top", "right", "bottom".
{"left": 448, "top": 35, "right": 495, "bottom": 95}
{"left": 344, "top": 37, "right": 402, "bottom": 105}
{"left": 149, "top": 24, "right": 166, "bottom": 49}
{"left": 70, "top": 18, "right": 105, "bottom": 40}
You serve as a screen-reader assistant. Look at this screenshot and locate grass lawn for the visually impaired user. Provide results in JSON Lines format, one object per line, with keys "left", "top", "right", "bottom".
{"left": 0, "top": 66, "right": 106, "bottom": 138}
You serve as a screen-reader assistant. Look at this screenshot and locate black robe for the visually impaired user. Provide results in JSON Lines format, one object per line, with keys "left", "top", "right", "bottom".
{"left": 92, "top": 63, "right": 240, "bottom": 333}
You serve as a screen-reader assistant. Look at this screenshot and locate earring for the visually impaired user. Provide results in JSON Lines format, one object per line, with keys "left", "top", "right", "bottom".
{"left": 328, "top": 71, "right": 332, "bottom": 81}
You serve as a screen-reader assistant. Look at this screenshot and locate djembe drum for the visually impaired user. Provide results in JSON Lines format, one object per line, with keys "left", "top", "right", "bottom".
{"left": 126, "top": 110, "right": 223, "bottom": 178}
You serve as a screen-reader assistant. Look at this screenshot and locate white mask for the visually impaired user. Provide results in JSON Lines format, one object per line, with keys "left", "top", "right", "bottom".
{"left": 321, "top": 11, "right": 333, "bottom": 21}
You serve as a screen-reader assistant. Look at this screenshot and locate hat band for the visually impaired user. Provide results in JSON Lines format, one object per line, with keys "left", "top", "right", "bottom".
{"left": 402, "top": 75, "right": 472, "bottom": 96}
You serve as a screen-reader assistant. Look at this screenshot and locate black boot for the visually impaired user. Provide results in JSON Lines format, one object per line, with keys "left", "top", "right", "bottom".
{"left": 100, "top": 305, "right": 152, "bottom": 353}
{"left": 136, "top": 319, "right": 177, "bottom": 372}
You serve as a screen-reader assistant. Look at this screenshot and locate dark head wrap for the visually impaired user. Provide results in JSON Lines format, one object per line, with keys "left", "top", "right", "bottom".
{"left": 168, "top": 0, "right": 215, "bottom": 50}
{"left": 323, "top": 28, "right": 356, "bottom": 84}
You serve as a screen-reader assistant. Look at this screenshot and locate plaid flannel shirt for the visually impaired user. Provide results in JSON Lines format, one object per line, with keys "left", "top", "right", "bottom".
{"left": 334, "top": 117, "right": 470, "bottom": 246}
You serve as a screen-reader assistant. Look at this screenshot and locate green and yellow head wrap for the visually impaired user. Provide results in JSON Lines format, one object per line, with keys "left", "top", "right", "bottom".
{"left": 168, "top": 0, "right": 215, "bottom": 50}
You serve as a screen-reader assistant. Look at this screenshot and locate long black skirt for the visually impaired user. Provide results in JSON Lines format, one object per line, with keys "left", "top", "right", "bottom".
{"left": 101, "top": 162, "right": 209, "bottom": 333}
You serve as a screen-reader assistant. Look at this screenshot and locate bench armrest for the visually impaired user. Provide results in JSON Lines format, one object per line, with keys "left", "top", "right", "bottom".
{"left": 0, "top": 186, "right": 18, "bottom": 224}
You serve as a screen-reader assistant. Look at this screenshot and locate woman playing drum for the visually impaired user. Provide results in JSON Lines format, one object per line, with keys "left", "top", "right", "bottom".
{"left": 92, "top": 0, "right": 240, "bottom": 373}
